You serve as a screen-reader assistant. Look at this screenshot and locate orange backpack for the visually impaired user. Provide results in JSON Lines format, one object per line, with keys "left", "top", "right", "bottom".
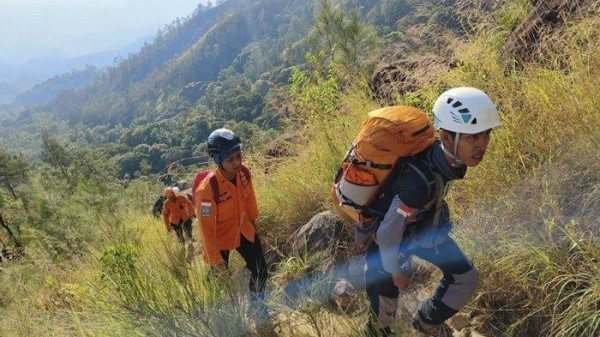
{"left": 332, "top": 106, "right": 435, "bottom": 222}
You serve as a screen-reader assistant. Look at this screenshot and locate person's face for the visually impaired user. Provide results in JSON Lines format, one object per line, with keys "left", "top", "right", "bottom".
{"left": 455, "top": 129, "right": 492, "bottom": 167}
{"left": 221, "top": 150, "right": 243, "bottom": 177}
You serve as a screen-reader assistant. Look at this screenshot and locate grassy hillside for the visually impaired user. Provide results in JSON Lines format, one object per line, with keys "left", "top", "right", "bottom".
{"left": 0, "top": 1, "right": 598, "bottom": 337}
{"left": 251, "top": 2, "right": 600, "bottom": 336}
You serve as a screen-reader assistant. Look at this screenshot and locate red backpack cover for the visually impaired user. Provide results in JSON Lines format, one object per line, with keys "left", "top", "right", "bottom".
{"left": 191, "top": 171, "right": 218, "bottom": 204}
{"left": 191, "top": 165, "right": 252, "bottom": 204}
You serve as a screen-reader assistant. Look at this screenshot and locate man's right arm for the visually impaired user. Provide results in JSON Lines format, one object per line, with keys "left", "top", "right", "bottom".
{"left": 195, "top": 183, "right": 222, "bottom": 266}
{"left": 377, "top": 167, "right": 432, "bottom": 274}
{"left": 376, "top": 195, "right": 412, "bottom": 274}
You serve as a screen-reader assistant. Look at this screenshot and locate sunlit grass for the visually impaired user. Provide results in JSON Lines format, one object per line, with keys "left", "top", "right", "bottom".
{"left": 1, "top": 4, "right": 599, "bottom": 337}
{"left": 250, "top": 75, "right": 383, "bottom": 238}
{"left": 255, "top": 6, "right": 600, "bottom": 337}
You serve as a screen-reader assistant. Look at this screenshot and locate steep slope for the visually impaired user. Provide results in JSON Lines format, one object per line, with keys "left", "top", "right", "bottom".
{"left": 29, "top": 0, "right": 313, "bottom": 128}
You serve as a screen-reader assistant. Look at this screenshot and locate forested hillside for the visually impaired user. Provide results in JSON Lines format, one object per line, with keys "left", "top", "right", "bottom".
{"left": 13, "top": 66, "right": 100, "bottom": 106}
{"left": 1, "top": 0, "right": 465, "bottom": 178}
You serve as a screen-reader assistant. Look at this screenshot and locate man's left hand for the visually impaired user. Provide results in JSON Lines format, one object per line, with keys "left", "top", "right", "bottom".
{"left": 392, "top": 271, "right": 412, "bottom": 291}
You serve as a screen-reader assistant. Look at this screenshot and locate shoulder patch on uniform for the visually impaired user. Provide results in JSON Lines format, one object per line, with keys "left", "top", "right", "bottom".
{"left": 201, "top": 201, "right": 211, "bottom": 217}
{"left": 396, "top": 200, "right": 417, "bottom": 218}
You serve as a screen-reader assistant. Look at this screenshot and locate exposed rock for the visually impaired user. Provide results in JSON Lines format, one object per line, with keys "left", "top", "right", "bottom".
{"left": 263, "top": 132, "right": 299, "bottom": 159}
{"left": 252, "top": 79, "right": 271, "bottom": 96}
{"left": 449, "top": 313, "right": 472, "bottom": 332}
{"left": 369, "top": 56, "right": 452, "bottom": 105}
{"left": 499, "top": 0, "right": 587, "bottom": 67}
{"left": 277, "top": 211, "right": 355, "bottom": 307}
{"left": 330, "top": 277, "right": 363, "bottom": 313}
{"left": 284, "top": 211, "right": 347, "bottom": 266}
{"left": 0, "top": 246, "right": 23, "bottom": 264}
{"left": 180, "top": 81, "right": 207, "bottom": 101}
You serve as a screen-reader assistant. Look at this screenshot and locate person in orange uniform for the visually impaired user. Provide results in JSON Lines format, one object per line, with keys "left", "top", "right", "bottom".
{"left": 194, "top": 128, "right": 269, "bottom": 306}
{"left": 162, "top": 186, "right": 196, "bottom": 244}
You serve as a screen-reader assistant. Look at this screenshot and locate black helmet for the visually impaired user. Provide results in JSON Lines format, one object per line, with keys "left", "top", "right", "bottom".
{"left": 207, "top": 128, "right": 242, "bottom": 165}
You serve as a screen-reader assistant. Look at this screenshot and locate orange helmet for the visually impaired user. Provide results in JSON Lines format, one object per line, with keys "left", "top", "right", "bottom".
{"left": 164, "top": 187, "right": 175, "bottom": 198}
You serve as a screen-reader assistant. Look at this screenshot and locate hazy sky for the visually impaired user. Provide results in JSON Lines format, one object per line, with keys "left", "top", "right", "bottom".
{"left": 0, "top": 0, "right": 207, "bottom": 64}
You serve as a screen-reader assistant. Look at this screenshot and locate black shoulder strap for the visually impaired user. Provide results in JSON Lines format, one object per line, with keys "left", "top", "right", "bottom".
{"left": 366, "top": 157, "right": 438, "bottom": 217}
{"left": 406, "top": 162, "right": 433, "bottom": 199}
{"left": 430, "top": 173, "right": 445, "bottom": 226}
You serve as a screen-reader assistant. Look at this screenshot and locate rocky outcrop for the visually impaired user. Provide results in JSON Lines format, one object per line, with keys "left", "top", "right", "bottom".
{"left": 499, "top": 0, "right": 587, "bottom": 66}
{"left": 284, "top": 211, "right": 347, "bottom": 266}
{"left": 369, "top": 56, "right": 452, "bottom": 105}
{"left": 263, "top": 132, "right": 299, "bottom": 160}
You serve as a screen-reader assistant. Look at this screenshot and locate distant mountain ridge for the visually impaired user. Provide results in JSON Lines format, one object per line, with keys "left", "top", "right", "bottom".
{"left": 0, "top": 36, "right": 152, "bottom": 105}
{"left": 33, "top": 0, "right": 312, "bottom": 127}
{"left": 13, "top": 66, "right": 101, "bottom": 106}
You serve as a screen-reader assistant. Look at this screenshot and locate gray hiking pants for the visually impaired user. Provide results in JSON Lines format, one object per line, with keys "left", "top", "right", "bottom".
{"left": 365, "top": 236, "right": 479, "bottom": 328}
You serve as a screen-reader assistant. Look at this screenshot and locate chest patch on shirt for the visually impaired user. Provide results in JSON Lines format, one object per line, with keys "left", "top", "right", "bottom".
{"left": 217, "top": 191, "right": 232, "bottom": 204}
{"left": 200, "top": 201, "right": 212, "bottom": 217}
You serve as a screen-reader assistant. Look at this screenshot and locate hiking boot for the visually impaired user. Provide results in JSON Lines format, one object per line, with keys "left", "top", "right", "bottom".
{"left": 411, "top": 314, "right": 452, "bottom": 337}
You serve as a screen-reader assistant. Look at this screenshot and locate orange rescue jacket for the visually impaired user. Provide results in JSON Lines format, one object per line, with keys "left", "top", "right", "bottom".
{"left": 194, "top": 164, "right": 258, "bottom": 266}
{"left": 162, "top": 194, "right": 196, "bottom": 231}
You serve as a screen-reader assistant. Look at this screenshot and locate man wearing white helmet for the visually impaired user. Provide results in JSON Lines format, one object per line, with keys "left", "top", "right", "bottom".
{"left": 362, "top": 87, "right": 501, "bottom": 337}
{"left": 432, "top": 87, "right": 502, "bottom": 167}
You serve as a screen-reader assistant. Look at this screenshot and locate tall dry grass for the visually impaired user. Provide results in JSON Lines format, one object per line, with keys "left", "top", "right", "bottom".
{"left": 437, "top": 6, "right": 599, "bottom": 337}
{"left": 252, "top": 3, "right": 599, "bottom": 336}
{"left": 251, "top": 68, "right": 379, "bottom": 236}
{"left": 1, "top": 2, "right": 598, "bottom": 337}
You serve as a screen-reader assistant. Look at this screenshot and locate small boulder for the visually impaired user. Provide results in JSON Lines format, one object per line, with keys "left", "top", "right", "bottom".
{"left": 285, "top": 211, "right": 347, "bottom": 263}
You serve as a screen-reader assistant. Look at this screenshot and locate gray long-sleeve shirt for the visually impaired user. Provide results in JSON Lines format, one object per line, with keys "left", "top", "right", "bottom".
{"left": 372, "top": 141, "right": 466, "bottom": 273}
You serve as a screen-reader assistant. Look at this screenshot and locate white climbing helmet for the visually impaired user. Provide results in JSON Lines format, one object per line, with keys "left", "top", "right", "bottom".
{"left": 433, "top": 87, "right": 501, "bottom": 134}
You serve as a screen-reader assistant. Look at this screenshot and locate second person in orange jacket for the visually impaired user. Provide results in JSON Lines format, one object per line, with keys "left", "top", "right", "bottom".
{"left": 163, "top": 186, "right": 195, "bottom": 244}
{"left": 194, "top": 128, "right": 269, "bottom": 306}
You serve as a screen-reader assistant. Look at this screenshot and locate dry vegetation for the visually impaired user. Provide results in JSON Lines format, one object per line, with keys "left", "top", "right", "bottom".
{"left": 0, "top": 1, "right": 598, "bottom": 337}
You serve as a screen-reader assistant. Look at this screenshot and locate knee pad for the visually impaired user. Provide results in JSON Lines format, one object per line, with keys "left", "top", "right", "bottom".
{"left": 441, "top": 266, "right": 479, "bottom": 310}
